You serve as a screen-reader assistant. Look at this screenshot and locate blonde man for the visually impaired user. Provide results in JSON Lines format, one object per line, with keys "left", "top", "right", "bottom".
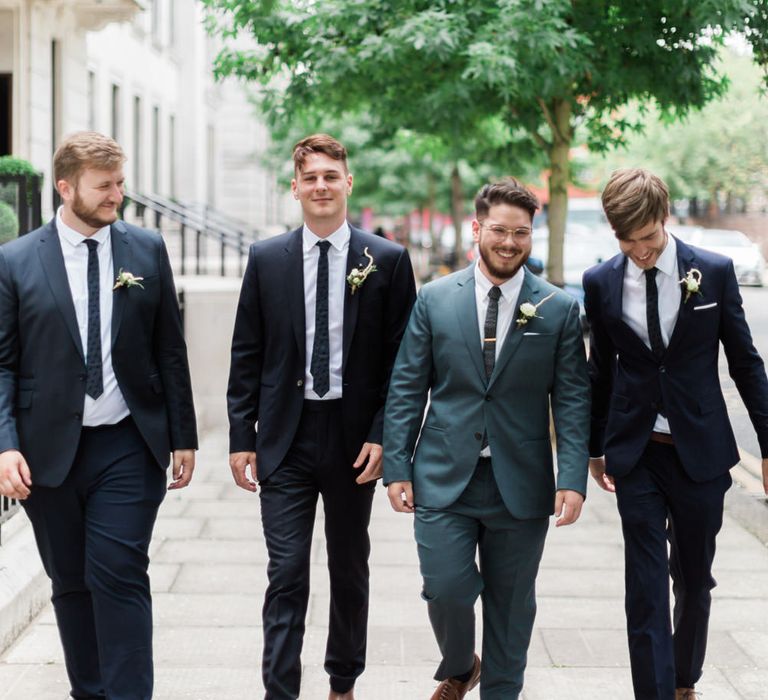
{"left": 584, "top": 168, "right": 768, "bottom": 700}
{"left": 0, "top": 131, "right": 197, "bottom": 700}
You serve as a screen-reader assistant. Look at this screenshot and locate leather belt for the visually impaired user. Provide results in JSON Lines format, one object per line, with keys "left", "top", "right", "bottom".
{"left": 650, "top": 431, "right": 674, "bottom": 445}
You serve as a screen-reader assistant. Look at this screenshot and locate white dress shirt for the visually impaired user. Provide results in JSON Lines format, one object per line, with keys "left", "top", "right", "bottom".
{"left": 621, "top": 233, "right": 681, "bottom": 433}
{"left": 56, "top": 208, "right": 130, "bottom": 426}
{"left": 303, "top": 222, "right": 349, "bottom": 400}
{"left": 474, "top": 263, "right": 525, "bottom": 456}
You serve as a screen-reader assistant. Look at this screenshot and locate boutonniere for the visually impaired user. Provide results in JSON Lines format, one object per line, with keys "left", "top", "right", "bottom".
{"left": 679, "top": 268, "right": 702, "bottom": 303}
{"left": 113, "top": 268, "right": 144, "bottom": 291}
{"left": 346, "top": 247, "right": 377, "bottom": 295}
{"left": 516, "top": 291, "right": 556, "bottom": 327}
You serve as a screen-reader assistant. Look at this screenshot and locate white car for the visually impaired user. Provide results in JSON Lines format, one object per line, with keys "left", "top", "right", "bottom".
{"left": 682, "top": 228, "right": 765, "bottom": 287}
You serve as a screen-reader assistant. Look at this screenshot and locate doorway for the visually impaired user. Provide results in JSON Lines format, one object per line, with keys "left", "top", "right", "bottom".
{"left": 0, "top": 74, "right": 11, "bottom": 156}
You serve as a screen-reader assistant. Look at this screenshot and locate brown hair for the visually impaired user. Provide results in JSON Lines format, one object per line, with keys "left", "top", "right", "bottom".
{"left": 474, "top": 178, "right": 539, "bottom": 221}
{"left": 292, "top": 133, "right": 348, "bottom": 173}
{"left": 601, "top": 168, "right": 669, "bottom": 239}
{"left": 53, "top": 131, "right": 126, "bottom": 185}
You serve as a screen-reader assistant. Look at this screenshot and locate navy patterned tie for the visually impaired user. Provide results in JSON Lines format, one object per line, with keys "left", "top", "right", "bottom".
{"left": 644, "top": 268, "right": 665, "bottom": 359}
{"left": 310, "top": 240, "right": 331, "bottom": 397}
{"left": 84, "top": 239, "right": 103, "bottom": 399}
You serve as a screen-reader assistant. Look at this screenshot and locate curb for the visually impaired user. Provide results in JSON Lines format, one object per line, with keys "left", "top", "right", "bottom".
{"left": 0, "top": 511, "right": 50, "bottom": 654}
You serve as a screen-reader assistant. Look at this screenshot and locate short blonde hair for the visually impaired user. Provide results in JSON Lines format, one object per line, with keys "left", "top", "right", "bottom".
{"left": 53, "top": 131, "right": 126, "bottom": 185}
{"left": 601, "top": 168, "right": 669, "bottom": 239}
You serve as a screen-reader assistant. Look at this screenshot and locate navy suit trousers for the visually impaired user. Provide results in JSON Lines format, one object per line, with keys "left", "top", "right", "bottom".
{"left": 22, "top": 418, "right": 166, "bottom": 700}
{"left": 615, "top": 441, "right": 731, "bottom": 699}
{"left": 258, "top": 399, "right": 375, "bottom": 699}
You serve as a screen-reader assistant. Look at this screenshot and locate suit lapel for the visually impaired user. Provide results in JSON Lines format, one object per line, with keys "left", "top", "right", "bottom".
{"left": 487, "top": 269, "right": 538, "bottom": 389}
{"left": 608, "top": 252, "right": 658, "bottom": 360}
{"left": 37, "top": 220, "right": 84, "bottom": 361}
{"left": 665, "top": 236, "right": 696, "bottom": 357}
{"left": 110, "top": 221, "right": 131, "bottom": 345}
{"left": 455, "top": 265, "right": 485, "bottom": 384}
{"left": 284, "top": 228, "right": 306, "bottom": 365}
{"left": 342, "top": 227, "right": 366, "bottom": 375}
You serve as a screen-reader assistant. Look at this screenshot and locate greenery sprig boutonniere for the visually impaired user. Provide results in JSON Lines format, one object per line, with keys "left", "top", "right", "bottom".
{"left": 516, "top": 291, "right": 556, "bottom": 328}
{"left": 679, "top": 268, "right": 702, "bottom": 303}
{"left": 113, "top": 268, "right": 144, "bottom": 290}
{"left": 347, "top": 247, "right": 377, "bottom": 295}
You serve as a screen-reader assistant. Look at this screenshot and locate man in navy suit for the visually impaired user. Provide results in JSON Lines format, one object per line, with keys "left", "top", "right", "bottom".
{"left": 0, "top": 131, "right": 197, "bottom": 700}
{"left": 227, "top": 134, "right": 416, "bottom": 700}
{"left": 583, "top": 168, "right": 768, "bottom": 700}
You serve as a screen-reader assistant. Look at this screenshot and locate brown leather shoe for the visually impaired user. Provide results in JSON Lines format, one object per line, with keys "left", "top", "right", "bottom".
{"left": 328, "top": 691, "right": 355, "bottom": 700}
{"left": 429, "top": 654, "right": 481, "bottom": 700}
{"left": 675, "top": 689, "right": 699, "bottom": 700}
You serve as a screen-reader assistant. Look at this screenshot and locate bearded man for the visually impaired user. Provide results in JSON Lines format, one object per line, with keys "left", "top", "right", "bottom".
{"left": 383, "top": 178, "right": 590, "bottom": 700}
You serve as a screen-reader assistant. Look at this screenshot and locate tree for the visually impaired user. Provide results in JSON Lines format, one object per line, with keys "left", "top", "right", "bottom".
{"left": 204, "top": 0, "right": 768, "bottom": 284}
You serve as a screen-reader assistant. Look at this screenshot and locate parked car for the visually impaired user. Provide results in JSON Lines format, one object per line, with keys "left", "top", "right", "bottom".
{"left": 678, "top": 227, "right": 765, "bottom": 287}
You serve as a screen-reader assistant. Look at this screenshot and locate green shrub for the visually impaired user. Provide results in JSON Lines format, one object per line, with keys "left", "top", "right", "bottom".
{"left": 0, "top": 201, "right": 19, "bottom": 243}
{"left": 0, "top": 156, "right": 39, "bottom": 178}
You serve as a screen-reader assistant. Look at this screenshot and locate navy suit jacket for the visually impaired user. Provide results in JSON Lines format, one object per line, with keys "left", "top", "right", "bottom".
{"left": 227, "top": 225, "right": 416, "bottom": 482}
{"left": 0, "top": 219, "right": 198, "bottom": 487}
{"left": 583, "top": 235, "right": 768, "bottom": 482}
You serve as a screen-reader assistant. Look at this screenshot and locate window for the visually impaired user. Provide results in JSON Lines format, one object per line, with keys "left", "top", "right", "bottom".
{"left": 152, "top": 105, "right": 160, "bottom": 194}
{"left": 111, "top": 83, "right": 120, "bottom": 140}
{"left": 133, "top": 96, "right": 142, "bottom": 190}
{"left": 87, "top": 71, "right": 96, "bottom": 131}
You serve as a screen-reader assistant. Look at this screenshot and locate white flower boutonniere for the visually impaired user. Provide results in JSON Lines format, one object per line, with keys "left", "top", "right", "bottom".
{"left": 516, "top": 291, "right": 556, "bottom": 327}
{"left": 113, "top": 268, "right": 145, "bottom": 291}
{"left": 679, "top": 268, "right": 702, "bottom": 303}
{"left": 347, "top": 247, "right": 377, "bottom": 295}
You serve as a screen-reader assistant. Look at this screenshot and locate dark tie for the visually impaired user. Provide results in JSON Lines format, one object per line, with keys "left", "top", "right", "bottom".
{"left": 483, "top": 286, "right": 502, "bottom": 380}
{"left": 84, "top": 239, "right": 103, "bottom": 399}
{"left": 310, "top": 240, "right": 331, "bottom": 397}
{"left": 481, "top": 286, "right": 501, "bottom": 450}
{"left": 644, "top": 267, "right": 665, "bottom": 359}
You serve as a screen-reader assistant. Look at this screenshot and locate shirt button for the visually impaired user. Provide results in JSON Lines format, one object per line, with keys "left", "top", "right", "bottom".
{"left": 474, "top": 432, "right": 482, "bottom": 441}
{"left": 297, "top": 379, "right": 304, "bottom": 388}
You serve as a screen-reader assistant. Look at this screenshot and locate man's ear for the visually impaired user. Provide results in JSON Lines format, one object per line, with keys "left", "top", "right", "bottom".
{"left": 57, "top": 179, "right": 73, "bottom": 201}
{"left": 290, "top": 178, "right": 299, "bottom": 200}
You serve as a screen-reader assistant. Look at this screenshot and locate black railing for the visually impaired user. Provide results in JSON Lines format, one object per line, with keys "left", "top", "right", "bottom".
{"left": 122, "top": 191, "right": 260, "bottom": 277}
{"left": 0, "top": 496, "right": 20, "bottom": 544}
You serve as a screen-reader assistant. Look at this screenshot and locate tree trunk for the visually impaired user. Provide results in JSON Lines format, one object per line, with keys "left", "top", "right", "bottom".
{"left": 546, "top": 98, "right": 573, "bottom": 287}
{"left": 450, "top": 163, "right": 464, "bottom": 270}
{"left": 427, "top": 172, "right": 439, "bottom": 251}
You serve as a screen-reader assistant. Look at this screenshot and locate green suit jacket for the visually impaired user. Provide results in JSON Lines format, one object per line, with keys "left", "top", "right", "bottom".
{"left": 383, "top": 265, "right": 590, "bottom": 519}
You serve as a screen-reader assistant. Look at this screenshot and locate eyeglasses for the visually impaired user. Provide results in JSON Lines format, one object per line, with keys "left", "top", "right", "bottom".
{"left": 481, "top": 223, "right": 532, "bottom": 240}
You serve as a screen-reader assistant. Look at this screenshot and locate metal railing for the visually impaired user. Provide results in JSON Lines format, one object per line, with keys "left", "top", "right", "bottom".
{"left": 122, "top": 191, "right": 261, "bottom": 277}
{"left": 0, "top": 496, "right": 20, "bottom": 544}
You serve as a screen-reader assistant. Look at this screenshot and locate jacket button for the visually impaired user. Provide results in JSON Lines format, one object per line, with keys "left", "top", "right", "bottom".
{"left": 474, "top": 432, "right": 482, "bottom": 440}
{"left": 297, "top": 380, "right": 304, "bottom": 387}
{"left": 78, "top": 374, "right": 85, "bottom": 381}
{"left": 485, "top": 396, "right": 492, "bottom": 401}
{"left": 659, "top": 366, "right": 666, "bottom": 373}
{"left": 75, "top": 412, "right": 82, "bottom": 420}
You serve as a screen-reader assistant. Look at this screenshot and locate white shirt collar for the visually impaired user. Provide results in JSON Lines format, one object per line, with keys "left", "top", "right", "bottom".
{"left": 56, "top": 206, "right": 111, "bottom": 249}
{"left": 474, "top": 261, "right": 525, "bottom": 302}
{"left": 626, "top": 231, "right": 677, "bottom": 281}
{"left": 302, "top": 221, "right": 350, "bottom": 253}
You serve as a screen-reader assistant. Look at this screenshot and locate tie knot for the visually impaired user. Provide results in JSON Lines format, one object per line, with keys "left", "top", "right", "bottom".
{"left": 644, "top": 267, "right": 658, "bottom": 281}
{"left": 84, "top": 238, "right": 99, "bottom": 252}
{"left": 317, "top": 240, "right": 331, "bottom": 254}
{"left": 488, "top": 286, "right": 501, "bottom": 302}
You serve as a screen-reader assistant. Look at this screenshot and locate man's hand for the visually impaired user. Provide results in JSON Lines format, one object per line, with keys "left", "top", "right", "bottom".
{"left": 589, "top": 456, "right": 615, "bottom": 493}
{"left": 762, "top": 458, "right": 768, "bottom": 495}
{"left": 230, "top": 451, "right": 258, "bottom": 492}
{"left": 554, "top": 489, "right": 584, "bottom": 527}
{"left": 0, "top": 450, "right": 32, "bottom": 500}
{"left": 354, "top": 442, "right": 383, "bottom": 484}
{"left": 387, "top": 481, "right": 415, "bottom": 513}
{"left": 168, "top": 450, "right": 196, "bottom": 490}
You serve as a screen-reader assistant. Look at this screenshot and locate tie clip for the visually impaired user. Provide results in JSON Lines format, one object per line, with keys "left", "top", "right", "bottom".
{"left": 484, "top": 337, "right": 496, "bottom": 342}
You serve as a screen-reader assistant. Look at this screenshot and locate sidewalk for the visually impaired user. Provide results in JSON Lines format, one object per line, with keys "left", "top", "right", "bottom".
{"left": 0, "top": 427, "right": 766, "bottom": 699}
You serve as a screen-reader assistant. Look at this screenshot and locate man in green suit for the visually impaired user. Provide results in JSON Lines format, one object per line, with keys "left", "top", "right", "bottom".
{"left": 383, "top": 179, "right": 590, "bottom": 700}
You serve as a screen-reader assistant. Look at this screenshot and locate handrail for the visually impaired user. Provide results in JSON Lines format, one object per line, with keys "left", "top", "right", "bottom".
{"left": 122, "top": 191, "right": 261, "bottom": 276}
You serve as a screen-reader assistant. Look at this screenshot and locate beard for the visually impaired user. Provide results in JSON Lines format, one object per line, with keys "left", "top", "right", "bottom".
{"left": 71, "top": 191, "right": 119, "bottom": 230}
{"left": 478, "top": 242, "right": 530, "bottom": 281}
